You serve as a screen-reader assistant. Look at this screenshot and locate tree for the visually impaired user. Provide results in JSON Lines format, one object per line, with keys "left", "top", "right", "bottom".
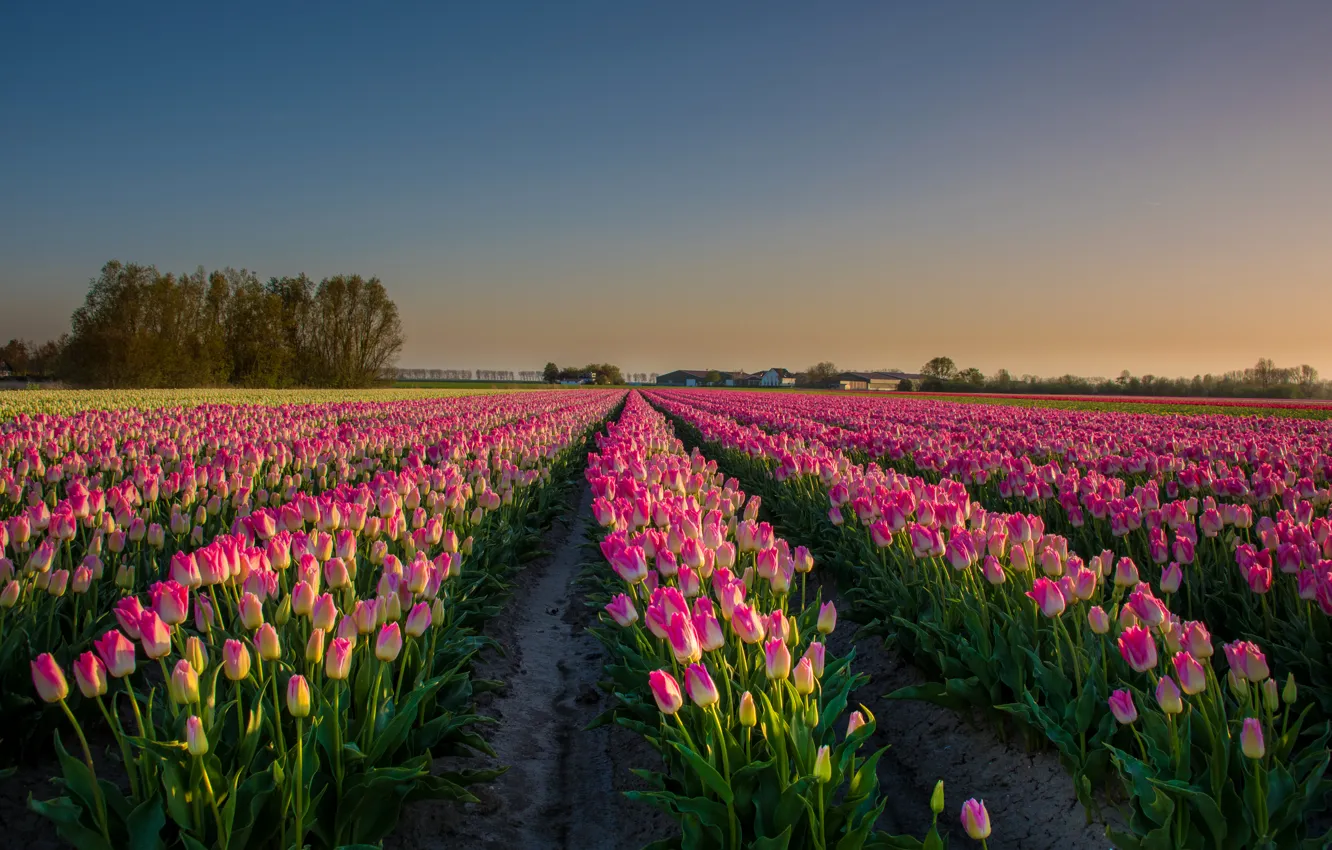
{"left": 896, "top": 378, "right": 913, "bottom": 392}
{"left": 705, "top": 370, "right": 724, "bottom": 386}
{"left": 801, "top": 362, "right": 840, "bottom": 388}
{"left": 302, "top": 275, "right": 404, "bottom": 387}
{"left": 543, "top": 362, "right": 560, "bottom": 383}
{"left": 920, "top": 357, "right": 956, "bottom": 381}
{"left": 958, "top": 367, "right": 985, "bottom": 386}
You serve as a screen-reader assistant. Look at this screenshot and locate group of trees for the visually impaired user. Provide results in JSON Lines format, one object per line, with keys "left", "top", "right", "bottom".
{"left": 0, "top": 338, "right": 65, "bottom": 379}
{"left": 4, "top": 261, "right": 404, "bottom": 388}
{"left": 915, "top": 356, "right": 1330, "bottom": 399}
{"left": 542, "top": 362, "right": 625, "bottom": 385}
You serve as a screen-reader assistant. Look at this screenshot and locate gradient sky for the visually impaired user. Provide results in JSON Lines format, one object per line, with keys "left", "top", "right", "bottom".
{"left": 3, "top": 2, "right": 1331, "bottom": 379}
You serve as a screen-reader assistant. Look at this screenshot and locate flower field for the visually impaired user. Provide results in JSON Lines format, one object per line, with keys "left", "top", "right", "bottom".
{"left": 6, "top": 386, "right": 1331, "bottom": 849}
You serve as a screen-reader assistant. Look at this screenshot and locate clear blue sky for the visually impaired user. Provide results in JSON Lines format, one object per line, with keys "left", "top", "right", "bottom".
{"left": 3, "top": 2, "right": 1330, "bottom": 378}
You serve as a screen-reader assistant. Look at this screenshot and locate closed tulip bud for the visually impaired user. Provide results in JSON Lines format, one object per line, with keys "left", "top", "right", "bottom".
{"left": 405, "top": 601, "right": 431, "bottom": 637}
{"left": 803, "top": 641, "right": 826, "bottom": 677}
{"left": 274, "top": 595, "right": 292, "bottom": 627}
{"left": 71, "top": 566, "right": 93, "bottom": 594}
{"left": 186, "top": 635, "right": 208, "bottom": 673}
{"left": 1108, "top": 689, "right": 1137, "bottom": 725}
{"left": 306, "top": 628, "right": 326, "bottom": 664}
{"left": 255, "top": 623, "right": 281, "bottom": 661}
{"left": 1155, "top": 675, "right": 1183, "bottom": 715}
{"left": 31, "top": 653, "right": 68, "bottom": 703}
{"left": 930, "top": 780, "right": 945, "bottom": 816}
{"left": 94, "top": 630, "right": 137, "bottom": 678}
{"left": 738, "top": 691, "right": 757, "bottom": 727}
{"left": 846, "top": 710, "right": 867, "bottom": 737}
{"left": 793, "top": 657, "right": 816, "bottom": 694}
{"left": 1087, "top": 605, "right": 1110, "bottom": 635}
{"left": 813, "top": 745, "right": 832, "bottom": 783}
{"left": 1160, "top": 562, "right": 1183, "bottom": 594}
{"left": 170, "top": 659, "right": 200, "bottom": 705}
{"left": 47, "top": 569, "right": 69, "bottom": 597}
{"left": 238, "top": 592, "right": 264, "bottom": 630}
{"left": 326, "top": 636, "right": 354, "bottom": 680}
{"left": 684, "top": 662, "right": 719, "bottom": 708}
{"left": 375, "top": 622, "right": 403, "bottom": 662}
{"left": 648, "top": 669, "right": 684, "bottom": 714}
{"left": 1026, "top": 576, "right": 1065, "bottom": 618}
{"left": 1240, "top": 717, "right": 1265, "bottom": 759}
{"left": 1283, "top": 673, "right": 1297, "bottom": 705}
{"left": 139, "top": 610, "right": 172, "bottom": 658}
{"left": 817, "top": 601, "right": 837, "bottom": 635}
{"left": 287, "top": 674, "right": 311, "bottom": 717}
{"left": 960, "top": 799, "right": 991, "bottom": 840}
{"left": 1118, "top": 625, "right": 1157, "bottom": 673}
{"left": 311, "top": 592, "right": 338, "bottom": 631}
{"left": 292, "top": 581, "right": 315, "bottom": 617}
{"left": 764, "top": 638, "right": 791, "bottom": 680}
{"left": 73, "top": 652, "right": 108, "bottom": 698}
{"left": 1172, "top": 651, "right": 1206, "bottom": 695}
{"left": 186, "top": 715, "right": 208, "bottom": 756}
{"left": 1263, "top": 679, "right": 1280, "bottom": 712}
{"left": 223, "top": 639, "right": 251, "bottom": 681}
{"left": 0, "top": 581, "right": 19, "bottom": 608}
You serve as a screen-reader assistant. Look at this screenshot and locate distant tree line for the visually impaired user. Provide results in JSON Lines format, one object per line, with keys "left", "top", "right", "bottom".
{"left": 913, "top": 356, "right": 1329, "bottom": 399}
{"left": 542, "top": 362, "right": 625, "bottom": 385}
{"left": 2, "top": 261, "right": 404, "bottom": 388}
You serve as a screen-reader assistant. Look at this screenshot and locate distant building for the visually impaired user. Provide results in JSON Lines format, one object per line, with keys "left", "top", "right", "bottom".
{"left": 656, "top": 370, "right": 750, "bottom": 387}
{"left": 0, "top": 362, "right": 11, "bottom": 378}
{"left": 837, "top": 371, "right": 923, "bottom": 391}
{"left": 757, "top": 368, "right": 797, "bottom": 387}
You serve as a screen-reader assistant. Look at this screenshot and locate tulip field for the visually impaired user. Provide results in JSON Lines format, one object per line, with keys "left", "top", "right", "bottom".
{"left": 6, "top": 387, "right": 1332, "bottom": 849}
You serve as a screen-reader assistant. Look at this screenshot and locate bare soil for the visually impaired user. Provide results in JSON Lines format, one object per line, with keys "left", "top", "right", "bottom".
{"left": 389, "top": 484, "right": 673, "bottom": 849}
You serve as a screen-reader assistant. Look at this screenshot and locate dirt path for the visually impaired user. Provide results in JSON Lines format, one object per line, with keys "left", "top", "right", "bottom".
{"left": 390, "top": 484, "right": 672, "bottom": 850}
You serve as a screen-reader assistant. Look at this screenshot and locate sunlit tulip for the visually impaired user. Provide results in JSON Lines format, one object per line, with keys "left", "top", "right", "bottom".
{"left": 139, "top": 610, "right": 172, "bottom": 659}
{"left": 255, "top": 623, "right": 282, "bottom": 660}
{"left": 73, "top": 652, "right": 108, "bottom": 698}
{"left": 817, "top": 600, "right": 837, "bottom": 634}
{"left": 94, "top": 630, "right": 137, "bottom": 678}
{"left": 1155, "top": 675, "right": 1183, "bottom": 715}
{"left": 186, "top": 715, "right": 208, "bottom": 756}
{"left": 287, "top": 675, "right": 311, "bottom": 717}
{"left": 605, "top": 593, "right": 638, "bottom": 627}
{"left": 326, "top": 637, "right": 354, "bottom": 680}
{"left": 738, "top": 691, "right": 757, "bottom": 726}
{"left": 375, "top": 622, "right": 403, "bottom": 662}
{"left": 684, "top": 663, "right": 719, "bottom": 708}
{"left": 1241, "top": 717, "right": 1265, "bottom": 759}
{"left": 1108, "top": 689, "right": 1137, "bottom": 724}
{"left": 649, "top": 669, "right": 684, "bottom": 714}
{"left": 1026, "top": 577, "right": 1065, "bottom": 618}
{"left": 794, "top": 657, "right": 816, "bottom": 695}
{"left": 1118, "top": 626, "right": 1157, "bottom": 673}
{"left": 764, "top": 638, "right": 791, "bottom": 680}
{"left": 224, "top": 639, "right": 252, "bottom": 681}
{"left": 813, "top": 745, "right": 832, "bottom": 783}
{"left": 31, "top": 653, "right": 68, "bottom": 703}
{"left": 1172, "top": 651, "right": 1206, "bottom": 695}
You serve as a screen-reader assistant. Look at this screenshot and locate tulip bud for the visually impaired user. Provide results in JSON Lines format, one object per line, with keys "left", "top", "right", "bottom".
{"left": 1263, "top": 679, "right": 1280, "bottom": 712}
{"left": 255, "top": 623, "right": 281, "bottom": 661}
{"left": 375, "top": 622, "right": 403, "bottom": 662}
{"left": 930, "top": 780, "right": 945, "bottom": 816}
{"left": 846, "top": 710, "right": 867, "bottom": 737}
{"left": 306, "top": 628, "right": 326, "bottom": 665}
{"left": 224, "top": 639, "right": 251, "bottom": 681}
{"left": 31, "top": 653, "right": 68, "bottom": 703}
{"left": 186, "top": 715, "right": 208, "bottom": 756}
{"left": 170, "top": 659, "right": 200, "bottom": 705}
{"left": 813, "top": 745, "right": 832, "bottom": 783}
{"left": 817, "top": 601, "right": 836, "bottom": 635}
{"left": 0, "top": 581, "right": 19, "bottom": 608}
{"left": 238, "top": 592, "right": 264, "bottom": 630}
{"left": 1283, "top": 673, "right": 1298, "bottom": 705}
{"left": 1087, "top": 606, "right": 1109, "bottom": 635}
{"left": 1240, "top": 717, "right": 1265, "bottom": 759}
{"left": 326, "top": 636, "right": 353, "bottom": 680}
{"left": 960, "top": 799, "right": 991, "bottom": 840}
{"left": 186, "top": 635, "right": 208, "bottom": 673}
{"left": 738, "top": 691, "right": 756, "bottom": 727}
{"left": 794, "top": 657, "right": 816, "bottom": 695}
{"left": 287, "top": 674, "right": 311, "bottom": 718}
{"left": 648, "top": 669, "right": 684, "bottom": 715}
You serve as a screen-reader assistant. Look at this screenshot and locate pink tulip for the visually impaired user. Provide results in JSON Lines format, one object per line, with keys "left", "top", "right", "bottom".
{"left": 375, "top": 622, "right": 403, "bottom": 662}
{"left": 764, "top": 638, "right": 791, "bottom": 680}
{"left": 151, "top": 580, "right": 190, "bottom": 626}
{"left": 224, "top": 639, "right": 252, "bottom": 681}
{"left": 666, "top": 613, "right": 702, "bottom": 664}
{"left": 684, "top": 663, "right": 719, "bottom": 708}
{"left": 1118, "top": 625, "right": 1158, "bottom": 673}
{"left": 405, "top": 601, "right": 432, "bottom": 637}
{"left": 1026, "top": 577, "right": 1065, "bottom": 618}
{"left": 325, "top": 636, "right": 353, "bottom": 680}
{"left": 1160, "top": 562, "right": 1183, "bottom": 594}
{"left": 73, "top": 652, "right": 108, "bottom": 698}
{"left": 731, "top": 604, "right": 766, "bottom": 644}
{"left": 255, "top": 623, "right": 282, "bottom": 661}
{"left": 803, "top": 641, "right": 826, "bottom": 677}
{"left": 817, "top": 600, "right": 837, "bottom": 634}
{"left": 31, "top": 653, "right": 68, "bottom": 703}
{"left": 1156, "top": 675, "right": 1183, "bottom": 714}
{"left": 138, "top": 609, "right": 172, "bottom": 659}
{"left": 94, "top": 630, "right": 137, "bottom": 678}
{"left": 1107, "top": 689, "right": 1137, "bottom": 724}
{"left": 960, "top": 798, "right": 991, "bottom": 840}
{"left": 1240, "top": 717, "right": 1265, "bottom": 759}
{"left": 604, "top": 593, "right": 638, "bottom": 627}
{"left": 287, "top": 675, "right": 311, "bottom": 717}
{"left": 648, "top": 669, "right": 684, "bottom": 714}
{"left": 186, "top": 715, "right": 208, "bottom": 756}
{"left": 113, "top": 597, "right": 145, "bottom": 639}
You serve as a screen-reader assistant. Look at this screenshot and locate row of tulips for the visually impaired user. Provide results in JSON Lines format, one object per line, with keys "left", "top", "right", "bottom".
{"left": 7, "top": 390, "right": 623, "bottom": 848}
{"left": 0, "top": 391, "right": 614, "bottom": 747}
{"left": 648, "top": 391, "right": 1332, "bottom": 850}
{"left": 651, "top": 390, "right": 1332, "bottom": 723}
{"left": 582, "top": 392, "right": 985, "bottom": 850}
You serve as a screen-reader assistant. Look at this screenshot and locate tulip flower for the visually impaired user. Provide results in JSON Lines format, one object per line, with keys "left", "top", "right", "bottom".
{"left": 803, "top": 641, "right": 826, "bottom": 678}
{"left": 764, "top": 638, "right": 791, "bottom": 680}
{"left": 738, "top": 692, "right": 756, "bottom": 727}
{"left": 1155, "top": 675, "right": 1183, "bottom": 715}
{"left": 605, "top": 593, "right": 638, "bottom": 627}
{"left": 224, "top": 639, "right": 252, "bottom": 681}
{"left": 375, "top": 622, "right": 403, "bottom": 662}
{"left": 186, "top": 715, "right": 208, "bottom": 756}
{"left": 684, "top": 663, "right": 719, "bottom": 708}
{"left": 960, "top": 798, "right": 991, "bottom": 841}
{"left": 1172, "top": 651, "right": 1207, "bottom": 695}
{"left": 94, "top": 630, "right": 137, "bottom": 678}
{"left": 1107, "top": 689, "right": 1137, "bottom": 725}
{"left": 255, "top": 623, "right": 282, "bottom": 661}
{"left": 649, "top": 669, "right": 684, "bottom": 714}
{"left": 1241, "top": 717, "right": 1265, "bottom": 759}
{"left": 326, "top": 637, "right": 354, "bottom": 680}
{"left": 139, "top": 610, "right": 172, "bottom": 659}
{"left": 1118, "top": 626, "right": 1158, "bottom": 673}
{"left": 794, "top": 657, "right": 816, "bottom": 695}
{"left": 238, "top": 592, "right": 264, "bottom": 630}
{"left": 813, "top": 745, "right": 832, "bottom": 783}
{"left": 1026, "top": 577, "right": 1065, "bottom": 618}
{"left": 287, "top": 674, "right": 312, "bottom": 717}
{"left": 846, "top": 710, "right": 867, "bottom": 737}
{"left": 73, "top": 652, "right": 107, "bottom": 699}
{"left": 817, "top": 600, "right": 837, "bottom": 635}
{"left": 29, "top": 659, "right": 70, "bottom": 704}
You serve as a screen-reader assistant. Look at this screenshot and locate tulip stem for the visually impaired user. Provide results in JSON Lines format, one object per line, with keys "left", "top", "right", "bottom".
{"left": 332, "top": 682, "right": 344, "bottom": 800}
{"left": 96, "top": 693, "right": 140, "bottom": 800}
{"left": 293, "top": 717, "right": 305, "bottom": 850}
{"left": 59, "top": 699, "right": 111, "bottom": 845}
{"left": 364, "top": 662, "right": 386, "bottom": 753}
{"left": 269, "top": 669, "right": 286, "bottom": 753}
{"left": 198, "top": 754, "right": 227, "bottom": 845}
{"left": 710, "top": 708, "right": 739, "bottom": 850}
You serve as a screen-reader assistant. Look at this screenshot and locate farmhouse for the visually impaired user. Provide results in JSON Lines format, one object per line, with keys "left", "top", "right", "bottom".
{"left": 837, "top": 371, "right": 923, "bottom": 391}
{"left": 757, "top": 368, "right": 797, "bottom": 387}
{"left": 656, "top": 370, "right": 751, "bottom": 387}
